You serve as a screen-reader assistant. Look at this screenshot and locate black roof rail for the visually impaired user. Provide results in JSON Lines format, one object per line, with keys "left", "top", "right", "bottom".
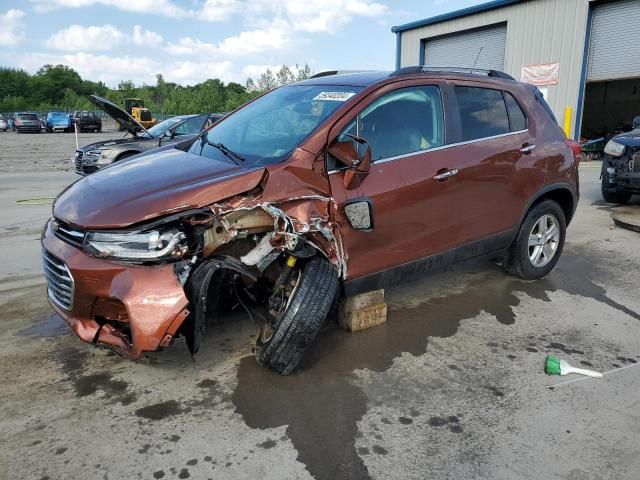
{"left": 390, "top": 66, "right": 515, "bottom": 81}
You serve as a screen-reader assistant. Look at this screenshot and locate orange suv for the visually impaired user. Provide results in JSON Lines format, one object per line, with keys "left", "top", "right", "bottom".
{"left": 42, "top": 67, "right": 579, "bottom": 374}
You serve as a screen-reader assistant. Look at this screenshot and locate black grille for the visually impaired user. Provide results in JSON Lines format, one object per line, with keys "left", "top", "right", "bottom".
{"left": 54, "top": 219, "right": 85, "bottom": 248}
{"left": 140, "top": 111, "right": 152, "bottom": 122}
{"left": 42, "top": 250, "right": 74, "bottom": 311}
{"left": 632, "top": 152, "right": 640, "bottom": 173}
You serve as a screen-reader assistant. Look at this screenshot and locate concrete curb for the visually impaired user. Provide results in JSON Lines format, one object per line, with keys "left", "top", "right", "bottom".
{"left": 612, "top": 206, "right": 640, "bottom": 234}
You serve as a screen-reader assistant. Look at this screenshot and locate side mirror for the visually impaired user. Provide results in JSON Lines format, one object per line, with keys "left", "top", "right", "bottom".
{"left": 327, "top": 133, "right": 372, "bottom": 190}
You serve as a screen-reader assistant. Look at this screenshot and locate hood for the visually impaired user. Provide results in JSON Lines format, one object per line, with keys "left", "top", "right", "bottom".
{"left": 79, "top": 136, "right": 148, "bottom": 151}
{"left": 88, "top": 95, "right": 148, "bottom": 137}
{"left": 54, "top": 147, "right": 265, "bottom": 228}
{"left": 613, "top": 128, "right": 640, "bottom": 148}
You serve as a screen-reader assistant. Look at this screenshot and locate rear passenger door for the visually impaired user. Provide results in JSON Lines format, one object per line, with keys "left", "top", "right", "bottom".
{"left": 444, "top": 84, "right": 542, "bottom": 244}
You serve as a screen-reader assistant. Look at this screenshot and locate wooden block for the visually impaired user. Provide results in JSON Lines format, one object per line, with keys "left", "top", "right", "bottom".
{"left": 339, "top": 289, "right": 387, "bottom": 332}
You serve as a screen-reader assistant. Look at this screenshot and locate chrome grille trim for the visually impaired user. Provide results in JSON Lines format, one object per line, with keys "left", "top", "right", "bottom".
{"left": 74, "top": 150, "right": 83, "bottom": 173}
{"left": 42, "top": 250, "right": 74, "bottom": 311}
{"left": 53, "top": 219, "right": 85, "bottom": 248}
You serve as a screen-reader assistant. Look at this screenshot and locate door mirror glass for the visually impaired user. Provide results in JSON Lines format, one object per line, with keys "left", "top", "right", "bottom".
{"left": 327, "top": 133, "right": 372, "bottom": 190}
{"left": 344, "top": 199, "right": 374, "bottom": 231}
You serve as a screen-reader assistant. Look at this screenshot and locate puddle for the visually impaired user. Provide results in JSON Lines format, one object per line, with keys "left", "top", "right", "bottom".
{"left": 232, "top": 247, "right": 639, "bottom": 480}
{"left": 16, "top": 313, "right": 68, "bottom": 337}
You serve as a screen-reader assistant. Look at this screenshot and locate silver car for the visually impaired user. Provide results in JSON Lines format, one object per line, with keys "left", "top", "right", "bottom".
{"left": 0, "top": 114, "right": 7, "bottom": 132}
{"left": 74, "top": 95, "right": 224, "bottom": 175}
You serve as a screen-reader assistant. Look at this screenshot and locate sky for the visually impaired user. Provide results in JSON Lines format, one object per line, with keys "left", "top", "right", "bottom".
{"left": 0, "top": 0, "right": 484, "bottom": 87}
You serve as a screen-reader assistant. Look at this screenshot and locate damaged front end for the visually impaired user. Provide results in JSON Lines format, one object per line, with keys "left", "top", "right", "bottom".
{"left": 43, "top": 176, "right": 344, "bottom": 371}
{"left": 602, "top": 129, "right": 640, "bottom": 200}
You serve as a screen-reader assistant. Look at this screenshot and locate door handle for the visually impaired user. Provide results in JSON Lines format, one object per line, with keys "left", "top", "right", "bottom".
{"left": 520, "top": 143, "right": 536, "bottom": 154}
{"left": 433, "top": 169, "right": 459, "bottom": 181}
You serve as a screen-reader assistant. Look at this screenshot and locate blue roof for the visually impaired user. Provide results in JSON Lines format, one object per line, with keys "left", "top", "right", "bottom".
{"left": 391, "top": 0, "right": 526, "bottom": 33}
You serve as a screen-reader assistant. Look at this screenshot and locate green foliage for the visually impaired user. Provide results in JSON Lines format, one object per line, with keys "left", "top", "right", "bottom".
{"left": 0, "top": 63, "right": 313, "bottom": 115}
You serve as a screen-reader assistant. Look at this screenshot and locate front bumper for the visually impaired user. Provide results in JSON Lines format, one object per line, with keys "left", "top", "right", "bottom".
{"left": 74, "top": 150, "right": 113, "bottom": 175}
{"left": 41, "top": 221, "right": 190, "bottom": 358}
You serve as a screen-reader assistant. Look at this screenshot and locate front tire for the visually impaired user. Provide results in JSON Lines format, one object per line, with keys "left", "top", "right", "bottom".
{"left": 256, "top": 256, "right": 339, "bottom": 375}
{"left": 505, "top": 200, "right": 566, "bottom": 280}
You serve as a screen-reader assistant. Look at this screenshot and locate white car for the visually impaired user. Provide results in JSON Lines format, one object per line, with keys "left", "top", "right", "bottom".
{"left": 0, "top": 114, "right": 7, "bottom": 132}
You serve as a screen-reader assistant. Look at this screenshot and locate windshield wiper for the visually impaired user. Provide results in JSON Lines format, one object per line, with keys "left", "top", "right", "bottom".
{"left": 200, "top": 137, "right": 245, "bottom": 165}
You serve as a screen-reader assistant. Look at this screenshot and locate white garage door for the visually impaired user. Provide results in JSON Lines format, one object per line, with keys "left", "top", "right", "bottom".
{"left": 424, "top": 24, "right": 507, "bottom": 71}
{"left": 587, "top": 0, "right": 640, "bottom": 81}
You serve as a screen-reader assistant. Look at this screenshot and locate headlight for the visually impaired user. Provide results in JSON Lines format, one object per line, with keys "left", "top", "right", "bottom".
{"left": 604, "top": 140, "right": 625, "bottom": 157}
{"left": 83, "top": 228, "right": 187, "bottom": 261}
{"left": 84, "top": 149, "right": 103, "bottom": 162}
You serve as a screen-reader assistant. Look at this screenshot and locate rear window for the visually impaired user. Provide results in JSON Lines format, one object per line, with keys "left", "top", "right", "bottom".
{"left": 18, "top": 113, "right": 38, "bottom": 120}
{"left": 455, "top": 87, "right": 510, "bottom": 141}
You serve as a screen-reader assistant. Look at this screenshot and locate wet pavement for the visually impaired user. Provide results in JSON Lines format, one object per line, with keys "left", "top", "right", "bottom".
{"left": 1, "top": 163, "right": 640, "bottom": 479}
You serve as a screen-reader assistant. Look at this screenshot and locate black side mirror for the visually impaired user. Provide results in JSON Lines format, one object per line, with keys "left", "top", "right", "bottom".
{"left": 327, "top": 133, "right": 372, "bottom": 190}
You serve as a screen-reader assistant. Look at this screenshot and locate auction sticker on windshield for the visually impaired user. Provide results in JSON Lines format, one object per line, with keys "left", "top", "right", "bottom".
{"left": 313, "top": 91, "right": 356, "bottom": 102}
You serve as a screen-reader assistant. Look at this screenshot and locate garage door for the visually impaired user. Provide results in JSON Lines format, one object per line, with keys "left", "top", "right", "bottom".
{"left": 424, "top": 24, "right": 507, "bottom": 71}
{"left": 587, "top": 0, "right": 640, "bottom": 81}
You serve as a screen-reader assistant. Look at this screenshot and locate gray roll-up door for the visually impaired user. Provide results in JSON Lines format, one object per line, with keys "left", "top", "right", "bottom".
{"left": 424, "top": 24, "right": 507, "bottom": 71}
{"left": 587, "top": 0, "right": 640, "bottom": 82}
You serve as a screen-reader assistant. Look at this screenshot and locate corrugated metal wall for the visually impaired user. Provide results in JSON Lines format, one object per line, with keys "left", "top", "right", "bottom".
{"left": 587, "top": 0, "right": 640, "bottom": 81}
{"left": 424, "top": 24, "right": 507, "bottom": 71}
{"left": 399, "top": 0, "right": 591, "bottom": 136}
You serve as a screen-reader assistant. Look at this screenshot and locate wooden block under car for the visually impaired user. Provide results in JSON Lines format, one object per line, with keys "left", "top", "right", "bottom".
{"left": 339, "top": 289, "right": 388, "bottom": 332}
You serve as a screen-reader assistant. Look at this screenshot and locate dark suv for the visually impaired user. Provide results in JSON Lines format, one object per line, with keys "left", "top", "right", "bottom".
{"left": 601, "top": 115, "right": 640, "bottom": 204}
{"left": 42, "top": 67, "right": 579, "bottom": 374}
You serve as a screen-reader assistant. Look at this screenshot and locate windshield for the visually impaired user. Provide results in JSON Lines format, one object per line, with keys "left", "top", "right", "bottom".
{"left": 48, "top": 112, "right": 67, "bottom": 121}
{"left": 18, "top": 113, "right": 38, "bottom": 120}
{"left": 189, "top": 85, "right": 362, "bottom": 166}
{"left": 145, "top": 116, "right": 190, "bottom": 138}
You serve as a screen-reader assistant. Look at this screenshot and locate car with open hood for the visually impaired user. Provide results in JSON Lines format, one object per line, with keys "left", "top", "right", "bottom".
{"left": 43, "top": 67, "right": 579, "bottom": 375}
{"left": 601, "top": 115, "right": 640, "bottom": 204}
{"left": 46, "top": 111, "right": 73, "bottom": 133}
{"left": 74, "top": 95, "right": 224, "bottom": 175}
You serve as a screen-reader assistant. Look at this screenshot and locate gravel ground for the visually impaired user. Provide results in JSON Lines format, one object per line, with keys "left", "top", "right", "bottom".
{"left": 0, "top": 120, "right": 121, "bottom": 173}
{"left": 1, "top": 132, "right": 639, "bottom": 480}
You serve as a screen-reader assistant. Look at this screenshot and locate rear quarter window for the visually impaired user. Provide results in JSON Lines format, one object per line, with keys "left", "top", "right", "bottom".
{"left": 454, "top": 86, "right": 510, "bottom": 141}
{"left": 504, "top": 92, "right": 527, "bottom": 131}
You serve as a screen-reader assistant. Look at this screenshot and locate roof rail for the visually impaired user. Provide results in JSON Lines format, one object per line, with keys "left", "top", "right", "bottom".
{"left": 390, "top": 66, "right": 515, "bottom": 81}
{"left": 309, "top": 70, "right": 382, "bottom": 79}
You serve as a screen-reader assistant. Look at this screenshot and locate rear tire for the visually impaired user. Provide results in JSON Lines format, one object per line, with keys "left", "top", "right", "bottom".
{"left": 505, "top": 199, "right": 566, "bottom": 280}
{"left": 255, "top": 256, "right": 339, "bottom": 375}
{"left": 601, "top": 175, "right": 631, "bottom": 204}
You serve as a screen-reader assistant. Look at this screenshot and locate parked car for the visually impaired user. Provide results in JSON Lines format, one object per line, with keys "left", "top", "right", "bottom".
{"left": 601, "top": 115, "right": 640, "bottom": 204}
{"left": 43, "top": 68, "right": 579, "bottom": 374}
{"left": 72, "top": 111, "right": 102, "bottom": 133}
{"left": 74, "top": 95, "right": 223, "bottom": 175}
{"left": 7, "top": 114, "right": 15, "bottom": 130}
{"left": 14, "top": 112, "right": 42, "bottom": 133}
{"left": 46, "top": 111, "right": 73, "bottom": 132}
{"left": 0, "top": 114, "right": 7, "bottom": 131}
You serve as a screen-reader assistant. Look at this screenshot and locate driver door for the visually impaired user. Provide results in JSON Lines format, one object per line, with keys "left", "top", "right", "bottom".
{"left": 328, "top": 82, "right": 465, "bottom": 285}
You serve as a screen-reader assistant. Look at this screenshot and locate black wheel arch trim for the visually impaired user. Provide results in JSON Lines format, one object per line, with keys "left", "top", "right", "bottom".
{"left": 517, "top": 182, "right": 578, "bottom": 230}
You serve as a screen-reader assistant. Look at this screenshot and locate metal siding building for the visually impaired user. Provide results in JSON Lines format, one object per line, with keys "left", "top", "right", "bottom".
{"left": 392, "top": 0, "right": 640, "bottom": 140}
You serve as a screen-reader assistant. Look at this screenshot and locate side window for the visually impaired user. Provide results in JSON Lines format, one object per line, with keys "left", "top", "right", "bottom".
{"left": 455, "top": 86, "right": 510, "bottom": 141}
{"left": 173, "top": 116, "right": 205, "bottom": 136}
{"left": 339, "top": 86, "right": 444, "bottom": 163}
{"left": 504, "top": 92, "right": 527, "bottom": 131}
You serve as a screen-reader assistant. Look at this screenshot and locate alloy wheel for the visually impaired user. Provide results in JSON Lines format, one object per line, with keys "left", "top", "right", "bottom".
{"left": 528, "top": 214, "right": 560, "bottom": 268}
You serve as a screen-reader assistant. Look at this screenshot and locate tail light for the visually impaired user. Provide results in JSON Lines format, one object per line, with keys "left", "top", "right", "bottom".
{"left": 564, "top": 139, "right": 582, "bottom": 165}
